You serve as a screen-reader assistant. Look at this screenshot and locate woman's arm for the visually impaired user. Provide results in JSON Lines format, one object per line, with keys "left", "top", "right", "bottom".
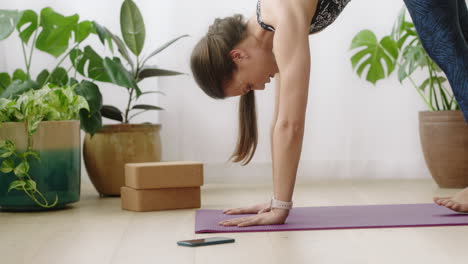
{"left": 270, "top": 74, "right": 280, "bottom": 184}
{"left": 270, "top": 7, "right": 311, "bottom": 213}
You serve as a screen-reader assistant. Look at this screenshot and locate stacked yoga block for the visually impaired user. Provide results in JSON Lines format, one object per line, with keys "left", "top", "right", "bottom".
{"left": 121, "top": 161, "right": 203, "bottom": 212}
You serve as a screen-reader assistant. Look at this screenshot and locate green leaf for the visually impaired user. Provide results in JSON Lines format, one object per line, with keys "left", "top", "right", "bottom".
{"left": 74, "top": 80, "right": 102, "bottom": 114}
{"left": 109, "top": 33, "right": 133, "bottom": 69}
{"left": 70, "top": 46, "right": 111, "bottom": 82}
{"left": 8, "top": 180, "right": 26, "bottom": 192}
{"left": 131, "top": 104, "right": 164, "bottom": 111}
{"left": 24, "top": 179, "right": 37, "bottom": 191}
{"left": 418, "top": 76, "right": 447, "bottom": 92}
{"left": 0, "top": 147, "right": 14, "bottom": 158}
{"left": 349, "top": 30, "right": 398, "bottom": 85}
{"left": 84, "top": 47, "right": 110, "bottom": 81}
{"left": 103, "top": 57, "right": 141, "bottom": 96}
{"left": 13, "top": 68, "right": 27, "bottom": 82}
{"left": 79, "top": 108, "right": 102, "bottom": 136}
{"left": 0, "top": 158, "right": 15, "bottom": 173}
{"left": 1, "top": 80, "right": 39, "bottom": 99}
{"left": 14, "top": 160, "right": 29, "bottom": 175}
{"left": 137, "top": 66, "right": 184, "bottom": 82}
{"left": 0, "top": 72, "right": 11, "bottom": 91}
{"left": 68, "top": 77, "right": 79, "bottom": 86}
{"left": 36, "top": 69, "right": 50, "bottom": 87}
{"left": 19, "top": 150, "right": 41, "bottom": 161}
{"left": 400, "top": 44, "right": 427, "bottom": 80}
{"left": 101, "top": 105, "right": 123, "bottom": 122}
{"left": 92, "top": 22, "right": 115, "bottom": 53}
{"left": 49, "top": 67, "right": 68, "bottom": 86}
{"left": 93, "top": 21, "right": 108, "bottom": 44}
{"left": 140, "top": 34, "right": 189, "bottom": 66}
{"left": 35, "top": 7, "right": 79, "bottom": 57}
{"left": 75, "top": 20, "right": 92, "bottom": 43}
{"left": 140, "top": 91, "right": 166, "bottom": 96}
{"left": 24, "top": 180, "right": 37, "bottom": 191}
{"left": 0, "top": 10, "right": 23, "bottom": 40}
{"left": 390, "top": 7, "right": 406, "bottom": 41}
{"left": 120, "top": 0, "right": 145, "bottom": 56}
{"left": 16, "top": 10, "right": 38, "bottom": 44}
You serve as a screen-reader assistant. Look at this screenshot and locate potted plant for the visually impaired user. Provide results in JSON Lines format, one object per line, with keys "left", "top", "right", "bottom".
{"left": 69, "top": 0, "right": 188, "bottom": 195}
{"left": 0, "top": 8, "right": 102, "bottom": 210}
{"left": 349, "top": 7, "right": 468, "bottom": 188}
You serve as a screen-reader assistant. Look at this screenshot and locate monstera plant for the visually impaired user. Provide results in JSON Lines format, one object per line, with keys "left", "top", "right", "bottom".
{"left": 349, "top": 7, "right": 458, "bottom": 111}
{"left": 0, "top": 7, "right": 103, "bottom": 133}
{"left": 349, "top": 7, "right": 467, "bottom": 188}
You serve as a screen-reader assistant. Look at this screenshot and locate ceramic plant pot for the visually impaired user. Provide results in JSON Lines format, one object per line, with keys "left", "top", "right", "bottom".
{"left": 0, "top": 120, "right": 81, "bottom": 211}
{"left": 419, "top": 110, "right": 468, "bottom": 188}
{"left": 83, "top": 124, "right": 162, "bottom": 196}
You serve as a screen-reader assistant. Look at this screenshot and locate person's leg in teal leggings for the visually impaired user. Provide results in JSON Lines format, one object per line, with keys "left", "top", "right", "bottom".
{"left": 404, "top": 0, "right": 468, "bottom": 213}
{"left": 404, "top": 0, "right": 468, "bottom": 123}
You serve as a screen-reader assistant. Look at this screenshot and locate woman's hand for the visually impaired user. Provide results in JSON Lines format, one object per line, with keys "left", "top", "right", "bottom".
{"left": 219, "top": 208, "right": 289, "bottom": 227}
{"left": 223, "top": 202, "right": 272, "bottom": 215}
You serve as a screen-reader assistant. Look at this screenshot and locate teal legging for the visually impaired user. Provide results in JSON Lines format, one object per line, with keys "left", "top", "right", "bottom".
{"left": 403, "top": 0, "right": 468, "bottom": 123}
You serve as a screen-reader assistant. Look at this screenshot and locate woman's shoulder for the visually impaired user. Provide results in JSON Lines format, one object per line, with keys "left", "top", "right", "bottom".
{"left": 259, "top": 0, "right": 317, "bottom": 28}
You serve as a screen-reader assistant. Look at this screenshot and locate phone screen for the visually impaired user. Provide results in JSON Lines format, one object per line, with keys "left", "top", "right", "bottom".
{"left": 177, "top": 237, "right": 235, "bottom": 247}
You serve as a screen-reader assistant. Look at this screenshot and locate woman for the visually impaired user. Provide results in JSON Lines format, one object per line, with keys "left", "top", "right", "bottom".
{"left": 190, "top": 0, "right": 352, "bottom": 227}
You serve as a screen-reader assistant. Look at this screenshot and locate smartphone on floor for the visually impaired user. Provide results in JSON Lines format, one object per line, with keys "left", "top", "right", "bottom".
{"left": 177, "top": 237, "right": 235, "bottom": 247}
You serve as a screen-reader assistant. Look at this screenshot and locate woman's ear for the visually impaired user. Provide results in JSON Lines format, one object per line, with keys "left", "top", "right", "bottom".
{"left": 229, "top": 49, "right": 248, "bottom": 63}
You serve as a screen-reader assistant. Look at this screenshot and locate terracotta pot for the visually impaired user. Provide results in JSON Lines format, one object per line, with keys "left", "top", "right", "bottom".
{"left": 419, "top": 110, "right": 468, "bottom": 188}
{"left": 0, "top": 121, "right": 81, "bottom": 210}
{"left": 83, "top": 124, "right": 162, "bottom": 196}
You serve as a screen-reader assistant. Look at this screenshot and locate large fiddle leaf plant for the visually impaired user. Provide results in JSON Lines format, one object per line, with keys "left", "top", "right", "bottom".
{"left": 349, "top": 7, "right": 459, "bottom": 111}
{"left": 70, "top": 0, "right": 188, "bottom": 124}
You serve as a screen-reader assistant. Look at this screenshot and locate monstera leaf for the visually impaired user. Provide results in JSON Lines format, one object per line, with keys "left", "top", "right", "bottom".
{"left": 16, "top": 10, "right": 38, "bottom": 44}
{"left": 35, "top": 7, "right": 79, "bottom": 57}
{"left": 349, "top": 30, "right": 398, "bottom": 85}
{"left": 0, "top": 10, "right": 22, "bottom": 40}
{"left": 70, "top": 45, "right": 111, "bottom": 82}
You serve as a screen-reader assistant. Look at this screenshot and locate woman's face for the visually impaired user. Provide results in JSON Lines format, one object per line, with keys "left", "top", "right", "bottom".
{"left": 224, "top": 46, "right": 279, "bottom": 97}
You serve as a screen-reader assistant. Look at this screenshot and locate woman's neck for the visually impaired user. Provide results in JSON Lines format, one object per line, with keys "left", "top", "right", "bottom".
{"left": 245, "top": 15, "right": 274, "bottom": 50}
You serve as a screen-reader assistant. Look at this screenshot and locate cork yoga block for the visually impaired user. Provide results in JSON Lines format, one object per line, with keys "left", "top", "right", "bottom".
{"left": 121, "top": 186, "right": 201, "bottom": 212}
{"left": 125, "top": 161, "right": 203, "bottom": 189}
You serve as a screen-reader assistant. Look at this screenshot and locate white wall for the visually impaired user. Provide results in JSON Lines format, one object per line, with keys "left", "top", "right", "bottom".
{"left": 0, "top": 0, "right": 433, "bottom": 184}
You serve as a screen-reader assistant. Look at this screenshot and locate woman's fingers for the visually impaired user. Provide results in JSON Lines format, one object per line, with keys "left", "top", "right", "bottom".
{"left": 223, "top": 206, "right": 255, "bottom": 214}
{"left": 219, "top": 216, "right": 251, "bottom": 226}
{"left": 223, "top": 202, "right": 271, "bottom": 215}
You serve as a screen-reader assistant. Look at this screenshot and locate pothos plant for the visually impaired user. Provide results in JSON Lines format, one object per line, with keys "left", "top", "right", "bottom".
{"left": 70, "top": 0, "right": 188, "bottom": 124}
{"left": 0, "top": 84, "right": 90, "bottom": 207}
{"left": 0, "top": 7, "right": 102, "bottom": 207}
{"left": 349, "top": 7, "right": 459, "bottom": 111}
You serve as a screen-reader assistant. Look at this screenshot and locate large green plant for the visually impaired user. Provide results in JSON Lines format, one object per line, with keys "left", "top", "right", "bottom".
{"left": 0, "top": 84, "right": 90, "bottom": 207}
{"left": 349, "top": 7, "right": 459, "bottom": 111}
{"left": 0, "top": 7, "right": 103, "bottom": 134}
{"left": 70, "top": 0, "right": 188, "bottom": 124}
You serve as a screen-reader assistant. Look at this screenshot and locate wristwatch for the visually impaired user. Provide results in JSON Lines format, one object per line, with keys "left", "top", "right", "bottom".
{"left": 269, "top": 197, "right": 293, "bottom": 210}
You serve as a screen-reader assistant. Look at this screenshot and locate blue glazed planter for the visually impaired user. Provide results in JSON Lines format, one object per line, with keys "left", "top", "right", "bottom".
{"left": 0, "top": 121, "right": 81, "bottom": 211}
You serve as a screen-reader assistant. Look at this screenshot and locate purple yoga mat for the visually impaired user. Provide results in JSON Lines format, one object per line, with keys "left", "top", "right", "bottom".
{"left": 195, "top": 203, "right": 468, "bottom": 233}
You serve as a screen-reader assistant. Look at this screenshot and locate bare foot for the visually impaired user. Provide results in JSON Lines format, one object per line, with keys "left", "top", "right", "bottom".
{"left": 434, "top": 187, "right": 468, "bottom": 213}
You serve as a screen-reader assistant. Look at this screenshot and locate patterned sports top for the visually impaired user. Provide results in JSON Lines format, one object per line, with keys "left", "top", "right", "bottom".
{"left": 256, "top": 0, "right": 352, "bottom": 34}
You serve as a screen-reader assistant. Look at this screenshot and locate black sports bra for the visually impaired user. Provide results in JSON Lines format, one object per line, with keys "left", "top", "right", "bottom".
{"left": 256, "top": 0, "right": 352, "bottom": 34}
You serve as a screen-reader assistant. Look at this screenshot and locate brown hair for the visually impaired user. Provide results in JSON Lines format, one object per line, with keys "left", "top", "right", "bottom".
{"left": 190, "top": 14, "right": 258, "bottom": 166}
